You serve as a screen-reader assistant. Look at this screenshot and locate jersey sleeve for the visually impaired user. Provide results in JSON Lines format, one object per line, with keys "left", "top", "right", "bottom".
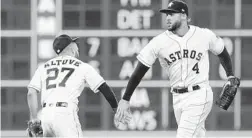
{"left": 27, "top": 66, "right": 42, "bottom": 92}
{"left": 207, "top": 29, "right": 225, "bottom": 55}
{"left": 83, "top": 64, "right": 105, "bottom": 93}
{"left": 137, "top": 39, "right": 158, "bottom": 67}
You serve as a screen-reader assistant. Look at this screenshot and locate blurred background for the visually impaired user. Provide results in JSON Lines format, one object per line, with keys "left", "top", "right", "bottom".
{"left": 1, "top": 0, "right": 252, "bottom": 137}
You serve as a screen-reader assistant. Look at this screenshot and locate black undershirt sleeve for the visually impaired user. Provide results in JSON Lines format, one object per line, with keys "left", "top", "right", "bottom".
{"left": 98, "top": 82, "right": 118, "bottom": 112}
{"left": 122, "top": 61, "right": 150, "bottom": 101}
{"left": 217, "top": 47, "right": 234, "bottom": 77}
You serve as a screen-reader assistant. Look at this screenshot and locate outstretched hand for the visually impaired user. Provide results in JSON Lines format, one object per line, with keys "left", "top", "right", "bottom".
{"left": 114, "top": 99, "right": 132, "bottom": 128}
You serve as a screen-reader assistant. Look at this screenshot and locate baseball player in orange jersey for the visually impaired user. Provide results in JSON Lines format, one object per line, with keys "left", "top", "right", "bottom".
{"left": 115, "top": 1, "right": 240, "bottom": 138}
{"left": 27, "top": 34, "right": 118, "bottom": 137}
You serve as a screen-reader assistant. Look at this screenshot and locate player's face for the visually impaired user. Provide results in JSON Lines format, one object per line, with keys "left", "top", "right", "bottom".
{"left": 165, "top": 12, "right": 182, "bottom": 31}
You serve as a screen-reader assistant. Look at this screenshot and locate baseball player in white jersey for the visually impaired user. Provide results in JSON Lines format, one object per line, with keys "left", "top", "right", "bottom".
{"left": 27, "top": 34, "right": 118, "bottom": 137}
{"left": 115, "top": 1, "right": 240, "bottom": 138}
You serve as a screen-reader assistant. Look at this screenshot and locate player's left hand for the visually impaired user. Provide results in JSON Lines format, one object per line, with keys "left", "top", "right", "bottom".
{"left": 114, "top": 99, "right": 132, "bottom": 128}
{"left": 27, "top": 119, "right": 43, "bottom": 137}
{"left": 227, "top": 76, "right": 240, "bottom": 87}
{"left": 216, "top": 76, "right": 240, "bottom": 110}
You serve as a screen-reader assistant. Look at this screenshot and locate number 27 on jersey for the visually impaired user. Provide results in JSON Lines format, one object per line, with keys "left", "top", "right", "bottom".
{"left": 46, "top": 67, "right": 75, "bottom": 89}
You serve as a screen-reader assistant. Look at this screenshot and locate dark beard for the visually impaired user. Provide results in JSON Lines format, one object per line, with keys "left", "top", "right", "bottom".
{"left": 168, "top": 21, "right": 182, "bottom": 32}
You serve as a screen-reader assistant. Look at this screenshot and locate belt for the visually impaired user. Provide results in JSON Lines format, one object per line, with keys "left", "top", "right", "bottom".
{"left": 173, "top": 85, "right": 200, "bottom": 93}
{"left": 42, "top": 102, "right": 68, "bottom": 108}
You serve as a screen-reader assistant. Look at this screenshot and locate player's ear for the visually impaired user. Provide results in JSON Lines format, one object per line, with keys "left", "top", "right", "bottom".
{"left": 181, "top": 13, "right": 187, "bottom": 20}
{"left": 186, "top": 17, "right": 191, "bottom": 23}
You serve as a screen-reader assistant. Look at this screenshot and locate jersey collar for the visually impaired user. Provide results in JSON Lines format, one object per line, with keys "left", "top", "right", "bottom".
{"left": 166, "top": 25, "right": 196, "bottom": 42}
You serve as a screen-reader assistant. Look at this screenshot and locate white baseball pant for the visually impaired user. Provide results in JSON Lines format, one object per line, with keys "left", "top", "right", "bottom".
{"left": 173, "top": 85, "right": 213, "bottom": 138}
{"left": 40, "top": 102, "right": 83, "bottom": 137}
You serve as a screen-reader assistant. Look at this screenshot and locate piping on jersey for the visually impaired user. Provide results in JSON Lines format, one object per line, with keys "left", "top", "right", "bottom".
{"left": 165, "top": 32, "right": 183, "bottom": 87}
{"left": 164, "top": 27, "right": 197, "bottom": 88}
{"left": 185, "top": 27, "right": 197, "bottom": 87}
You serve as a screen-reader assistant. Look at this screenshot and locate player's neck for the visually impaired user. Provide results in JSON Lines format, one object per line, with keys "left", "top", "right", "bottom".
{"left": 173, "top": 24, "right": 190, "bottom": 37}
{"left": 58, "top": 52, "right": 74, "bottom": 57}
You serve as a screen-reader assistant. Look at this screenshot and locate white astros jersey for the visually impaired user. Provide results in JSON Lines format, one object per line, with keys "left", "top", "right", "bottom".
{"left": 28, "top": 55, "right": 105, "bottom": 105}
{"left": 137, "top": 25, "right": 224, "bottom": 88}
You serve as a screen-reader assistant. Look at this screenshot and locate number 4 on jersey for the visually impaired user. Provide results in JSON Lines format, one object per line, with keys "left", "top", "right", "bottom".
{"left": 192, "top": 63, "right": 199, "bottom": 74}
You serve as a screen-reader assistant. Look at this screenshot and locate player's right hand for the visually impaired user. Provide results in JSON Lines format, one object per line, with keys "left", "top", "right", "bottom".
{"left": 114, "top": 99, "right": 132, "bottom": 127}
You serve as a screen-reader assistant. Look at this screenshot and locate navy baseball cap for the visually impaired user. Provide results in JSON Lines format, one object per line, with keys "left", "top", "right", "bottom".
{"left": 53, "top": 34, "right": 78, "bottom": 54}
{"left": 159, "top": 0, "right": 188, "bottom": 16}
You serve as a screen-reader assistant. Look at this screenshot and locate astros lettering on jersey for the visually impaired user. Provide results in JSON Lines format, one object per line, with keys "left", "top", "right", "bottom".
{"left": 137, "top": 25, "right": 224, "bottom": 88}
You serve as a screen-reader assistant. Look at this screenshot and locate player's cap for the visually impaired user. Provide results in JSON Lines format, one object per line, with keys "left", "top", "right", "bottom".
{"left": 159, "top": 0, "right": 188, "bottom": 16}
{"left": 53, "top": 34, "right": 79, "bottom": 54}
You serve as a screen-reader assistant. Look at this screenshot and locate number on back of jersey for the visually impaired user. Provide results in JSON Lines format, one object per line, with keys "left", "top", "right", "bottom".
{"left": 46, "top": 67, "right": 75, "bottom": 89}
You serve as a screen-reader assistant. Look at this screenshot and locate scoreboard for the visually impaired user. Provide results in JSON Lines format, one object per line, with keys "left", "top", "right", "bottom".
{"left": 112, "top": 0, "right": 161, "bottom": 30}
{"left": 77, "top": 37, "right": 163, "bottom": 80}
{"left": 2, "top": 0, "right": 252, "bottom": 131}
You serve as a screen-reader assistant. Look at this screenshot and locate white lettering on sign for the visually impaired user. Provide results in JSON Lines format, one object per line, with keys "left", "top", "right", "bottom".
{"left": 121, "top": 88, "right": 150, "bottom": 108}
{"left": 38, "top": 39, "right": 55, "bottom": 59}
{"left": 139, "top": 0, "right": 151, "bottom": 7}
{"left": 37, "top": 17, "right": 56, "bottom": 35}
{"left": 125, "top": 110, "right": 157, "bottom": 130}
{"left": 38, "top": 0, "right": 55, "bottom": 13}
{"left": 120, "top": 0, "right": 151, "bottom": 7}
{"left": 119, "top": 60, "right": 134, "bottom": 79}
{"left": 117, "top": 37, "right": 149, "bottom": 57}
{"left": 116, "top": 88, "right": 157, "bottom": 130}
{"left": 117, "top": 9, "right": 154, "bottom": 29}
{"left": 119, "top": 60, "right": 152, "bottom": 80}
{"left": 87, "top": 37, "right": 100, "bottom": 57}
{"left": 88, "top": 60, "right": 101, "bottom": 74}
